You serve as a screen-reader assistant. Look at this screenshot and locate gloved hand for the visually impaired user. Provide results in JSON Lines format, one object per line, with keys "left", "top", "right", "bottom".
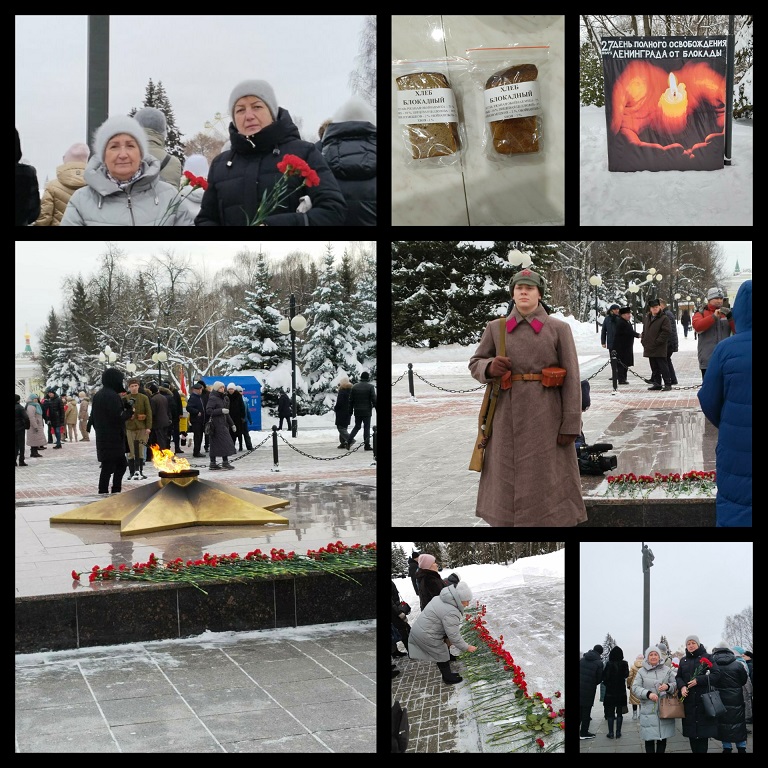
{"left": 231, "top": 425, "right": 237, "bottom": 432}
{"left": 221, "top": 408, "right": 229, "bottom": 414}
{"left": 487, "top": 356, "right": 512, "bottom": 379}
{"left": 557, "top": 434, "right": 578, "bottom": 446}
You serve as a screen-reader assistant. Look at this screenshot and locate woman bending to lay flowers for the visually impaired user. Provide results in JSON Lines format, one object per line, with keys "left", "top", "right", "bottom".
{"left": 194, "top": 78, "right": 347, "bottom": 226}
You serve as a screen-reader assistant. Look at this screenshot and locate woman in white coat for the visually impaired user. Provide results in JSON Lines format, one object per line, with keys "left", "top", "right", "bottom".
{"left": 60, "top": 114, "right": 195, "bottom": 226}
{"left": 407, "top": 582, "right": 477, "bottom": 685}
{"left": 631, "top": 645, "right": 678, "bottom": 753}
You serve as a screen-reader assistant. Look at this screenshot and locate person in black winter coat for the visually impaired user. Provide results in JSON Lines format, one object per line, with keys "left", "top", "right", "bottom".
{"left": 277, "top": 390, "right": 292, "bottom": 431}
{"left": 347, "top": 371, "right": 376, "bottom": 450}
{"left": 391, "top": 581, "right": 410, "bottom": 657}
{"left": 602, "top": 645, "right": 630, "bottom": 739}
{"left": 16, "top": 128, "right": 40, "bottom": 226}
{"left": 414, "top": 553, "right": 445, "bottom": 611}
{"left": 711, "top": 645, "right": 748, "bottom": 752}
{"left": 195, "top": 80, "right": 347, "bottom": 226}
{"left": 186, "top": 382, "right": 206, "bottom": 457}
{"left": 90, "top": 367, "right": 132, "bottom": 494}
{"left": 580, "top": 644, "right": 604, "bottom": 739}
{"left": 613, "top": 307, "right": 641, "bottom": 385}
{"left": 676, "top": 634, "right": 723, "bottom": 753}
{"left": 15, "top": 394, "right": 31, "bottom": 466}
{"left": 320, "top": 96, "right": 376, "bottom": 226}
{"left": 407, "top": 550, "right": 420, "bottom": 595}
{"left": 333, "top": 376, "right": 352, "bottom": 448}
{"left": 43, "top": 389, "right": 65, "bottom": 447}
{"left": 205, "top": 381, "right": 237, "bottom": 470}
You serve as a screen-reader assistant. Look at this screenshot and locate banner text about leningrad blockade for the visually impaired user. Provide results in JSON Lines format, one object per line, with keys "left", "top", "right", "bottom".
{"left": 600, "top": 37, "right": 727, "bottom": 60}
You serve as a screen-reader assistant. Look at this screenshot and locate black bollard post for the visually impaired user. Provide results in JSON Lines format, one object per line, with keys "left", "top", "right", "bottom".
{"left": 610, "top": 349, "right": 619, "bottom": 392}
{"left": 407, "top": 363, "right": 415, "bottom": 398}
{"left": 271, "top": 425, "right": 280, "bottom": 472}
{"left": 371, "top": 425, "right": 377, "bottom": 463}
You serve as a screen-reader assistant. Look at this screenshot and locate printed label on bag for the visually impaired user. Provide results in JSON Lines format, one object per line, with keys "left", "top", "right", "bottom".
{"left": 484, "top": 81, "right": 541, "bottom": 120}
{"left": 397, "top": 88, "right": 458, "bottom": 124}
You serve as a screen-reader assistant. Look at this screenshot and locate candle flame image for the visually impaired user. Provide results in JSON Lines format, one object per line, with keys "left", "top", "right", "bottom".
{"left": 658, "top": 70, "right": 688, "bottom": 124}
{"left": 150, "top": 445, "right": 191, "bottom": 473}
{"left": 668, "top": 72, "right": 679, "bottom": 98}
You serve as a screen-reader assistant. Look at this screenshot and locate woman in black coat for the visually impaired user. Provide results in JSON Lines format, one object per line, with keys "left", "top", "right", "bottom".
{"left": 613, "top": 308, "right": 641, "bottom": 385}
{"left": 602, "top": 645, "right": 630, "bottom": 739}
{"left": 676, "top": 635, "right": 723, "bottom": 753}
{"left": 711, "top": 645, "right": 748, "bottom": 752}
{"left": 205, "top": 382, "right": 237, "bottom": 470}
{"left": 89, "top": 367, "right": 132, "bottom": 494}
{"left": 195, "top": 80, "right": 347, "bottom": 226}
{"left": 414, "top": 554, "right": 445, "bottom": 611}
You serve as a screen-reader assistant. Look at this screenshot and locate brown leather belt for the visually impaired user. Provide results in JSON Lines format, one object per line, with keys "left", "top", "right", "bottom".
{"left": 509, "top": 373, "right": 542, "bottom": 381}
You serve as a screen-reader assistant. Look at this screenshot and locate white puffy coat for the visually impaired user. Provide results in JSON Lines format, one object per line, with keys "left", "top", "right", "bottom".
{"left": 631, "top": 648, "right": 679, "bottom": 742}
{"left": 407, "top": 585, "right": 471, "bottom": 663}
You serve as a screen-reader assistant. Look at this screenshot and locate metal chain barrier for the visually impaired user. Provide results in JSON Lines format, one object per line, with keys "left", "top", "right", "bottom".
{"left": 393, "top": 363, "right": 485, "bottom": 396}
{"left": 585, "top": 356, "right": 702, "bottom": 391}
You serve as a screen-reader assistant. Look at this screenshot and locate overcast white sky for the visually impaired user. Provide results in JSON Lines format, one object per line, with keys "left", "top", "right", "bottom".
{"left": 15, "top": 15, "right": 369, "bottom": 185}
{"left": 580, "top": 542, "right": 753, "bottom": 657}
{"left": 14, "top": 241, "right": 366, "bottom": 354}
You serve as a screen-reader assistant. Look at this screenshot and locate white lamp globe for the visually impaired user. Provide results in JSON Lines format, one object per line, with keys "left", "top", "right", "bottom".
{"left": 291, "top": 314, "right": 307, "bottom": 333}
{"left": 507, "top": 249, "right": 524, "bottom": 266}
{"left": 278, "top": 318, "right": 290, "bottom": 334}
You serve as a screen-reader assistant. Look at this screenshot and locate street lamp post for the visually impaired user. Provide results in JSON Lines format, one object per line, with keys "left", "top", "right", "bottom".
{"left": 589, "top": 273, "right": 602, "bottom": 333}
{"left": 98, "top": 345, "right": 117, "bottom": 370}
{"left": 151, "top": 341, "right": 167, "bottom": 384}
{"left": 277, "top": 294, "right": 307, "bottom": 438}
{"left": 627, "top": 282, "right": 641, "bottom": 331}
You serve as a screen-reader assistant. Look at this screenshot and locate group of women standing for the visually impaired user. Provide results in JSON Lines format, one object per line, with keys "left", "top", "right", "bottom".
{"left": 599, "top": 636, "right": 750, "bottom": 753}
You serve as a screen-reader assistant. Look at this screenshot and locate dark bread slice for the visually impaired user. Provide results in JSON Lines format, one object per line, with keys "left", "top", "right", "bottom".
{"left": 396, "top": 72, "right": 460, "bottom": 159}
{"left": 485, "top": 64, "right": 540, "bottom": 154}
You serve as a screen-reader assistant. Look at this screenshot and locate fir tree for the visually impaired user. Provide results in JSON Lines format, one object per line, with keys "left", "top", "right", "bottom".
{"left": 353, "top": 251, "right": 377, "bottom": 377}
{"left": 38, "top": 308, "right": 62, "bottom": 383}
{"left": 299, "top": 245, "right": 362, "bottom": 414}
{"left": 223, "top": 253, "right": 290, "bottom": 410}
{"left": 131, "top": 79, "right": 185, "bottom": 164}
{"left": 45, "top": 323, "right": 90, "bottom": 395}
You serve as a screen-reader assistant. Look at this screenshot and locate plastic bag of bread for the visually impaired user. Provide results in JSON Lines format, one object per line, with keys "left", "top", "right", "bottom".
{"left": 466, "top": 45, "right": 550, "bottom": 163}
{"left": 393, "top": 58, "right": 466, "bottom": 166}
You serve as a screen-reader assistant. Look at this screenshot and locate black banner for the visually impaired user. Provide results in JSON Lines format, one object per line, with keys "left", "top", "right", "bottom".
{"left": 601, "top": 36, "right": 727, "bottom": 172}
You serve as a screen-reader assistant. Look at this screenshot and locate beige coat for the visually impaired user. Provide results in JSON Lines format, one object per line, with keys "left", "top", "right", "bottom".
{"left": 33, "top": 162, "right": 87, "bottom": 225}
{"left": 468, "top": 304, "right": 587, "bottom": 526}
{"left": 626, "top": 657, "right": 645, "bottom": 705}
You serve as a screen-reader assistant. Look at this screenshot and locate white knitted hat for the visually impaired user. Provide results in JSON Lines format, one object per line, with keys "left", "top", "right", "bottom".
{"left": 93, "top": 115, "right": 148, "bottom": 160}
{"left": 228, "top": 80, "right": 278, "bottom": 121}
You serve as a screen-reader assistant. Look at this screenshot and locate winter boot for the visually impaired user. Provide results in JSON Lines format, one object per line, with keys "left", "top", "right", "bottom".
{"left": 606, "top": 716, "right": 615, "bottom": 738}
{"left": 209, "top": 461, "right": 222, "bottom": 470}
{"left": 30, "top": 448, "right": 41, "bottom": 457}
{"left": 127, "top": 459, "right": 135, "bottom": 480}
{"left": 436, "top": 661, "right": 462, "bottom": 684}
{"left": 633, "top": 708, "right": 639, "bottom": 720}
{"left": 221, "top": 459, "right": 235, "bottom": 470}
{"left": 18, "top": 459, "right": 28, "bottom": 466}
{"left": 138, "top": 459, "right": 148, "bottom": 479}
{"left": 364, "top": 443, "right": 373, "bottom": 451}
{"left": 615, "top": 714, "right": 623, "bottom": 738}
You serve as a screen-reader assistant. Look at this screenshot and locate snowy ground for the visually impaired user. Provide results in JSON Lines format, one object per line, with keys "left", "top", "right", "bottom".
{"left": 393, "top": 549, "right": 565, "bottom": 752}
{"left": 580, "top": 106, "right": 753, "bottom": 225}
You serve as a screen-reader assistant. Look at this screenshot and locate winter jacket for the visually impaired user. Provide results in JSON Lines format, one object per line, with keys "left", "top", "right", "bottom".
{"left": 580, "top": 649, "right": 604, "bottom": 706}
{"left": 416, "top": 568, "right": 447, "bottom": 611}
{"left": 33, "top": 162, "right": 87, "bottom": 225}
{"left": 226, "top": 388, "right": 247, "bottom": 426}
{"left": 710, "top": 646, "right": 748, "bottom": 743}
{"left": 277, "top": 393, "right": 292, "bottom": 419}
{"left": 90, "top": 368, "right": 132, "bottom": 462}
{"left": 26, "top": 398, "right": 45, "bottom": 447}
{"left": 631, "top": 645, "right": 678, "bottom": 742}
{"left": 348, "top": 380, "right": 376, "bottom": 415}
{"left": 662, "top": 307, "right": 679, "bottom": 352}
{"left": 600, "top": 312, "right": 619, "bottom": 349}
{"left": 195, "top": 110, "right": 347, "bottom": 226}
{"left": 697, "top": 280, "right": 752, "bottom": 527}
{"left": 334, "top": 385, "right": 352, "bottom": 427}
{"left": 692, "top": 301, "right": 736, "bottom": 370}
{"left": 15, "top": 128, "right": 40, "bottom": 226}
{"left": 320, "top": 120, "right": 376, "bottom": 226}
{"left": 602, "top": 645, "right": 629, "bottom": 712}
{"left": 205, "top": 389, "right": 236, "bottom": 458}
{"left": 143, "top": 126, "right": 182, "bottom": 188}
{"left": 43, "top": 394, "right": 65, "bottom": 428}
{"left": 640, "top": 311, "right": 670, "bottom": 358}
{"left": 60, "top": 153, "right": 196, "bottom": 226}
{"left": 124, "top": 391, "right": 152, "bottom": 434}
{"left": 186, "top": 391, "right": 205, "bottom": 426}
{"left": 613, "top": 315, "right": 640, "bottom": 370}
{"left": 407, "top": 584, "right": 471, "bottom": 663}
{"left": 150, "top": 391, "right": 171, "bottom": 431}
{"left": 15, "top": 401, "right": 30, "bottom": 432}
{"left": 626, "top": 656, "right": 645, "bottom": 706}
{"left": 676, "top": 643, "right": 722, "bottom": 739}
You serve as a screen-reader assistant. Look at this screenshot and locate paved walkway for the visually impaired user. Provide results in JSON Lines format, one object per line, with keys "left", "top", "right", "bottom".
{"left": 392, "top": 347, "right": 716, "bottom": 526}
{"left": 579, "top": 688, "right": 753, "bottom": 753}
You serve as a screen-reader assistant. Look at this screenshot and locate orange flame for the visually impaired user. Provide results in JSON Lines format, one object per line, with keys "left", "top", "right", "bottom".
{"left": 149, "top": 445, "right": 191, "bottom": 473}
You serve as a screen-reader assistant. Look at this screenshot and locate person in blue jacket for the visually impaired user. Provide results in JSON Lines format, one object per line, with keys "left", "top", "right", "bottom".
{"left": 697, "top": 280, "right": 751, "bottom": 527}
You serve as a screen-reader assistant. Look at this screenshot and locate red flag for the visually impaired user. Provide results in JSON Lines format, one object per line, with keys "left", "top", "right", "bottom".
{"left": 179, "top": 367, "right": 187, "bottom": 396}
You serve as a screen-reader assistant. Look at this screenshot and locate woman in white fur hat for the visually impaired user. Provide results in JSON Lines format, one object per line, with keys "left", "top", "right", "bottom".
{"left": 195, "top": 79, "right": 347, "bottom": 226}
{"left": 60, "top": 114, "right": 196, "bottom": 226}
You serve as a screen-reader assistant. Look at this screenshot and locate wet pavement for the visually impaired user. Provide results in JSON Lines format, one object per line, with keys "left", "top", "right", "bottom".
{"left": 392, "top": 347, "right": 715, "bottom": 526}
{"left": 15, "top": 430, "right": 377, "bottom": 753}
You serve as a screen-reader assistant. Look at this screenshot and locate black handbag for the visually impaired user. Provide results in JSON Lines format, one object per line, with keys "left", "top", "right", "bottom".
{"left": 701, "top": 675, "right": 726, "bottom": 718}
{"left": 399, "top": 600, "right": 411, "bottom": 615}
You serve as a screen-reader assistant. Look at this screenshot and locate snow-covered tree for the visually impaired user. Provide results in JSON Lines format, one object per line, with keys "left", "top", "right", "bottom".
{"left": 45, "top": 324, "right": 90, "bottom": 395}
{"left": 299, "top": 245, "right": 362, "bottom": 414}
{"left": 131, "top": 79, "right": 185, "bottom": 165}
{"left": 352, "top": 250, "right": 377, "bottom": 377}
{"left": 223, "top": 253, "right": 291, "bottom": 410}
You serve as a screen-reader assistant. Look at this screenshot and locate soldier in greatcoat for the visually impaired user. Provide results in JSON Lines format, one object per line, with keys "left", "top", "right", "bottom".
{"left": 468, "top": 268, "right": 586, "bottom": 526}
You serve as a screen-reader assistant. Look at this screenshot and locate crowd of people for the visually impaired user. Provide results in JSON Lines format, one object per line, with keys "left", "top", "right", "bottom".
{"left": 16, "top": 83, "right": 376, "bottom": 227}
{"left": 580, "top": 638, "right": 753, "bottom": 753}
